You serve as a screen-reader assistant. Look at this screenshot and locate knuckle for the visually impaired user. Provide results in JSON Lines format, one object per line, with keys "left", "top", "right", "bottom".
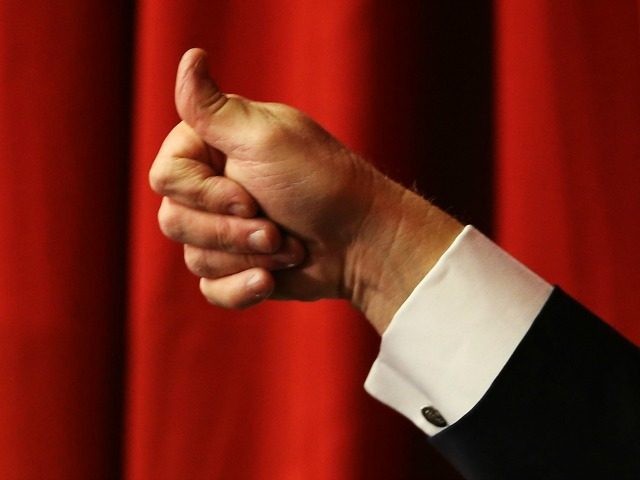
{"left": 183, "top": 246, "right": 199, "bottom": 273}
{"left": 254, "top": 123, "right": 288, "bottom": 149}
{"left": 199, "top": 276, "right": 256, "bottom": 310}
{"left": 148, "top": 160, "right": 172, "bottom": 195}
{"left": 212, "top": 217, "right": 235, "bottom": 251}
{"left": 198, "top": 91, "right": 228, "bottom": 119}
{"left": 199, "top": 284, "right": 234, "bottom": 309}
{"left": 157, "top": 202, "right": 185, "bottom": 241}
{"left": 184, "top": 93, "right": 229, "bottom": 141}
{"left": 184, "top": 247, "right": 213, "bottom": 277}
{"left": 287, "top": 108, "right": 312, "bottom": 126}
{"left": 196, "top": 175, "right": 223, "bottom": 210}
{"left": 271, "top": 104, "right": 312, "bottom": 130}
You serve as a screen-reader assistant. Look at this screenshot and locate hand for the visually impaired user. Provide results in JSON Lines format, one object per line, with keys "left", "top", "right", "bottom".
{"left": 151, "top": 48, "right": 382, "bottom": 303}
{"left": 150, "top": 48, "right": 463, "bottom": 333}
{"left": 151, "top": 119, "right": 308, "bottom": 309}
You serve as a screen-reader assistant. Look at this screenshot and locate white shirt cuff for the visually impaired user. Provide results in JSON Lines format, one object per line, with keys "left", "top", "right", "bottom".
{"left": 364, "top": 225, "right": 553, "bottom": 436}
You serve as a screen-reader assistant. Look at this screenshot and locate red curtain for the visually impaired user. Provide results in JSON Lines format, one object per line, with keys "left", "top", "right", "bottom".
{"left": 1, "top": 1, "right": 637, "bottom": 479}
{"left": 495, "top": 0, "right": 640, "bottom": 343}
{"left": 127, "top": 2, "right": 463, "bottom": 478}
{"left": 0, "top": 1, "right": 130, "bottom": 478}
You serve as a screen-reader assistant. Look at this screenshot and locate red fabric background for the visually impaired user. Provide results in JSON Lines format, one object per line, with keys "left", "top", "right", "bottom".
{"left": 0, "top": 1, "right": 130, "bottom": 478}
{"left": 0, "top": 1, "right": 637, "bottom": 478}
{"left": 496, "top": 0, "right": 640, "bottom": 342}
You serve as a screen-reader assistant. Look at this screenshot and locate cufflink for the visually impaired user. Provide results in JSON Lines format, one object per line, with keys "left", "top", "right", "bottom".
{"left": 421, "top": 406, "right": 447, "bottom": 427}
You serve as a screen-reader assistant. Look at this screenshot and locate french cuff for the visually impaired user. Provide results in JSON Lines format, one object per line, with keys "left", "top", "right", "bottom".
{"left": 364, "top": 225, "right": 553, "bottom": 436}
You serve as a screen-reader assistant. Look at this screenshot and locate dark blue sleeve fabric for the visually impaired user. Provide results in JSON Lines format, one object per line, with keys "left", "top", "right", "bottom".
{"left": 430, "top": 288, "right": 640, "bottom": 479}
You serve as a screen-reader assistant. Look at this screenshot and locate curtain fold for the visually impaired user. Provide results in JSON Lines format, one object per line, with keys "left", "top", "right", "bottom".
{"left": 495, "top": 0, "right": 640, "bottom": 342}
{"left": 0, "top": 1, "right": 131, "bottom": 478}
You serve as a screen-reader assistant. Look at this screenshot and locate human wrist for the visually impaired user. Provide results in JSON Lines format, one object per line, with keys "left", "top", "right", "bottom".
{"left": 345, "top": 177, "right": 463, "bottom": 334}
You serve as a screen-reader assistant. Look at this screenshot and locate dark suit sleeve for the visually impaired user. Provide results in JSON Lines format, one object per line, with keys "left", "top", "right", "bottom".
{"left": 430, "top": 288, "right": 640, "bottom": 479}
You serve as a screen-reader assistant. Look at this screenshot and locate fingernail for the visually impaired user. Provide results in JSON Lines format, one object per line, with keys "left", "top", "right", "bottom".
{"left": 228, "top": 203, "right": 248, "bottom": 217}
{"left": 246, "top": 272, "right": 262, "bottom": 290}
{"left": 248, "top": 229, "right": 272, "bottom": 253}
{"left": 272, "top": 252, "right": 300, "bottom": 268}
{"left": 246, "top": 272, "right": 271, "bottom": 299}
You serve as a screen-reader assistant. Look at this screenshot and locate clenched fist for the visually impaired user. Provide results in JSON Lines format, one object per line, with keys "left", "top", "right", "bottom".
{"left": 150, "top": 48, "right": 462, "bottom": 333}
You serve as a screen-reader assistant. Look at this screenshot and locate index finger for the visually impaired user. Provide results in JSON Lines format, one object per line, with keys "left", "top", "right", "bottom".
{"left": 149, "top": 121, "right": 259, "bottom": 217}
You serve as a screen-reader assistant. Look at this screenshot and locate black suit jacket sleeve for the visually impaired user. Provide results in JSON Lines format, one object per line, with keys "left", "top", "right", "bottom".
{"left": 430, "top": 288, "right": 640, "bottom": 479}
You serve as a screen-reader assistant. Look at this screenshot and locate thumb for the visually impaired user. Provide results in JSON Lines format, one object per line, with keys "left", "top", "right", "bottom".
{"left": 175, "top": 48, "right": 252, "bottom": 153}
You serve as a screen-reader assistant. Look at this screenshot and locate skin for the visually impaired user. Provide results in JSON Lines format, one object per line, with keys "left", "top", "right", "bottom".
{"left": 150, "top": 48, "right": 463, "bottom": 334}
